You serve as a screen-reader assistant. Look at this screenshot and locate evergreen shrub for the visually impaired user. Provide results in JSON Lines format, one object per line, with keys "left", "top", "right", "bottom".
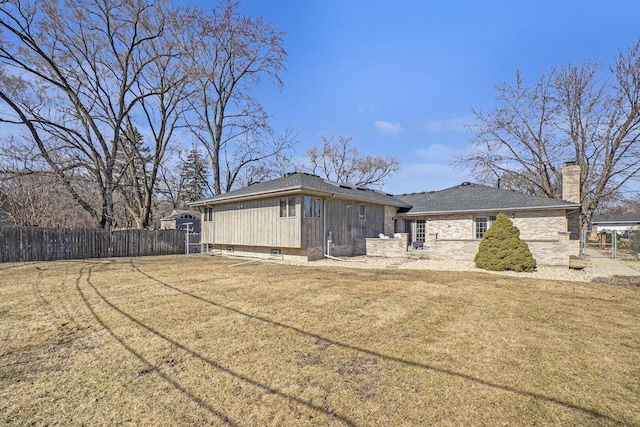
{"left": 474, "top": 213, "right": 537, "bottom": 272}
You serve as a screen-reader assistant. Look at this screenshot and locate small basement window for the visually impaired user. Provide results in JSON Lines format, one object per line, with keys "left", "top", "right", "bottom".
{"left": 271, "top": 249, "right": 281, "bottom": 256}
{"left": 226, "top": 246, "right": 234, "bottom": 253}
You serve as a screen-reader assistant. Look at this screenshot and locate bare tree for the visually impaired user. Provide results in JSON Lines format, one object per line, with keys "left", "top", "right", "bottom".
{"left": 118, "top": 15, "right": 194, "bottom": 228}
{"left": 0, "top": 137, "right": 95, "bottom": 227}
{"left": 456, "top": 39, "right": 640, "bottom": 232}
{"left": 302, "top": 132, "right": 400, "bottom": 188}
{"left": 597, "top": 191, "right": 640, "bottom": 215}
{"left": 0, "top": 0, "right": 176, "bottom": 229}
{"left": 184, "top": 0, "right": 290, "bottom": 195}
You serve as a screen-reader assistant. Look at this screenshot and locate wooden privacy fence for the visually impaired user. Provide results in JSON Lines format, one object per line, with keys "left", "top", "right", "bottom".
{"left": 0, "top": 227, "right": 186, "bottom": 263}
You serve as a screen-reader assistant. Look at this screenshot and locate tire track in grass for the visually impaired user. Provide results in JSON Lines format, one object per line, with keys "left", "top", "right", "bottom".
{"left": 129, "top": 260, "right": 625, "bottom": 426}
{"left": 78, "top": 261, "right": 356, "bottom": 426}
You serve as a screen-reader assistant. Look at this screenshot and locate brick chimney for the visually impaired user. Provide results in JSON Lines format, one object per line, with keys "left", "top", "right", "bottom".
{"left": 562, "top": 161, "right": 581, "bottom": 203}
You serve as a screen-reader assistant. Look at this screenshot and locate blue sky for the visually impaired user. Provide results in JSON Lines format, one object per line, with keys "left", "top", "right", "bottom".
{"left": 231, "top": 0, "right": 640, "bottom": 194}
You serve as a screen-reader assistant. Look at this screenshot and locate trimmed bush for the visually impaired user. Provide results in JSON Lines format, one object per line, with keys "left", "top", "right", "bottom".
{"left": 474, "top": 213, "right": 537, "bottom": 272}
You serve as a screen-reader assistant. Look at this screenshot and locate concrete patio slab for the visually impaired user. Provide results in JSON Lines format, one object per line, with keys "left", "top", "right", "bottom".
{"left": 584, "top": 247, "right": 640, "bottom": 277}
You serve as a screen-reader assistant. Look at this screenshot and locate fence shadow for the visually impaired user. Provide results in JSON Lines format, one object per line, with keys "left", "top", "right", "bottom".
{"left": 129, "top": 261, "right": 624, "bottom": 425}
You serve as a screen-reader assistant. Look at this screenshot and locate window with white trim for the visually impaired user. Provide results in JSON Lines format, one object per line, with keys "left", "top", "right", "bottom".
{"left": 475, "top": 215, "right": 497, "bottom": 239}
{"left": 358, "top": 204, "right": 366, "bottom": 221}
{"left": 416, "top": 219, "right": 426, "bottom": 242}
{"left": 279, "top": 197, "right": 296, "bottom": 218}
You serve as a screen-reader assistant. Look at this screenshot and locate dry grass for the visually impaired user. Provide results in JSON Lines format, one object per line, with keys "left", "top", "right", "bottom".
{"left": 1, "top": 256, "right": 639, "bottom": 426}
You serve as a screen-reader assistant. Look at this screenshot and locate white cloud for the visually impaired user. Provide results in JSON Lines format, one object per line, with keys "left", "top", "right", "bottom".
{"left": 374, "top": 120, "right": 404, "bottom": 137}
{"left": 418, "top": 116, "right": 475, "bottom": 133}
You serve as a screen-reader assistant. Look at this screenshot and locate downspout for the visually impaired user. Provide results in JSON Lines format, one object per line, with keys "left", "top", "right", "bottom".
{"left": 323, "top": 194, "right": 336, "bottom": 256}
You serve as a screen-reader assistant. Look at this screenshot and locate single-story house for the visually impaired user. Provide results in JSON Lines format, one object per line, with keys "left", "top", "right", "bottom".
{"left": 590, "top": 213, "right": 640, "bottom": 233}
{"left": 159, "top": 209, "right": 201, "bottom": 234}
{"left": 190, "top": 172, "right": 410, "bottom": 261}
{"left": 391, "top": 182, "right": 580, "bottom": 265}
{"left": 190, "top": 163, "right": 582, "bottom": 267}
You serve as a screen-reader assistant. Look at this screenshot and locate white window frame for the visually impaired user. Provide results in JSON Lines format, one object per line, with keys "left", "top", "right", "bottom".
{"left": 280, "top": 197, "right": 297, "bottom": 218}
{"left": 474, "top": 215, "right": 497, "bottom": 239}
{"left": 416, "top": 219, "right": 426, "bottom": 242}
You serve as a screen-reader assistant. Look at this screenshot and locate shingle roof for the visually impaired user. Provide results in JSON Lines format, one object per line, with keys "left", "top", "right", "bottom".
{"left": 190, "top": 172, "right": 411, "bottom": 207}
{"left": 190, "top": 176, "right": 581, "bottom": 213}
{"left": 591, "top": 213, "right": 640, "bottom": 224}
{"left": 395, "top": 182, "right": 580, "bottom": 215}
{"left": 160, "top": 210, "right": 201, "bottom": 221}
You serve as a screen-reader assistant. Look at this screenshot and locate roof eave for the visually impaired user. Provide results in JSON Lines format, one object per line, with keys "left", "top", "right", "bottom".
{"left": 189, "top": 186, "right": 411, "bottom": 208}
{"left": 396, "top": 204, "right": 581, "bottom": 216}
{"left": 189, "top": 186, "right": 304, "bottom": 207}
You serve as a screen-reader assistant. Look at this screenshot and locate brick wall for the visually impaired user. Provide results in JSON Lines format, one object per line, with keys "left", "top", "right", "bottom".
{"left": 425, "top": 232, "right": 577, "bottom": 267}
{"left": 511, "top": 211, "right": 567, "bottom": 240}
{"left": 384, "top": 205, "right": 396, "bottom": 236}
{"left": 421, "top": 210, "right": 569, "bottom": 241}
{"left": 365, "top": 234, "right": 408, "bottom": 258}
{"left": 562, "top": 163, "right": 581, "bottom": 203}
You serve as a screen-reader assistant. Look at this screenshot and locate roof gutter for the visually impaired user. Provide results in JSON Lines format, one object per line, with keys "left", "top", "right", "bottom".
{"left": 396, "top": 204, "right": 582, "bottom": 217}
{"left": 190, "top": 187, "right": 410, "bottom": 209}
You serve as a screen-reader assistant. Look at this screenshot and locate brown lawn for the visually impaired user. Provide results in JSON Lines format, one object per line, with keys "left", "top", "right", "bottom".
{"left": 0, "top": 256, "right": 639, "bottom": 426}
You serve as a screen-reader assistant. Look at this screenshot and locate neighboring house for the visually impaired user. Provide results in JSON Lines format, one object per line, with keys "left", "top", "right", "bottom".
{"left": 590, "top": 213, "right": 640, "bottom": 233}
{"left": 191, "top": 163, "right": 583, "bottom": 267}
{"left": 160, "top": 210, "right": 201, "bottom": 234}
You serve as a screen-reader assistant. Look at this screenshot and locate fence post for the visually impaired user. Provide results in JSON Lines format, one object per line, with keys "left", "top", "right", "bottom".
{"left": 612, "top": 231, "right": 617, "bottom": 259}
{"left": 184, "top": 222, "right": 193, "bottom": 255}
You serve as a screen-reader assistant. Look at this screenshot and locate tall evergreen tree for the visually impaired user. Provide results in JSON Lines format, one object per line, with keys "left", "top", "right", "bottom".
{"left": 115, "top": 122, "right": 154, "bottom": 228}
{"left": 179, "top": 147, "right": 211, "bottom": 205}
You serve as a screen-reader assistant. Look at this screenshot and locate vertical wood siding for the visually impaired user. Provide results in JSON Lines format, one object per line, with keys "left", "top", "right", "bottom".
{"left": 325, "top": 199, "right": 385, "bottom": 245}
{"left": 201, "top": 219, "right": 215, "bottom": 243}
{"left": 213, "top": 197, "right": 301, "bottom": 247}
{"left": 207, "top": 195, "right": 389, "bottom": 249}
{"left": 301, "top": 194, "right": 323, "bottom": 248}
